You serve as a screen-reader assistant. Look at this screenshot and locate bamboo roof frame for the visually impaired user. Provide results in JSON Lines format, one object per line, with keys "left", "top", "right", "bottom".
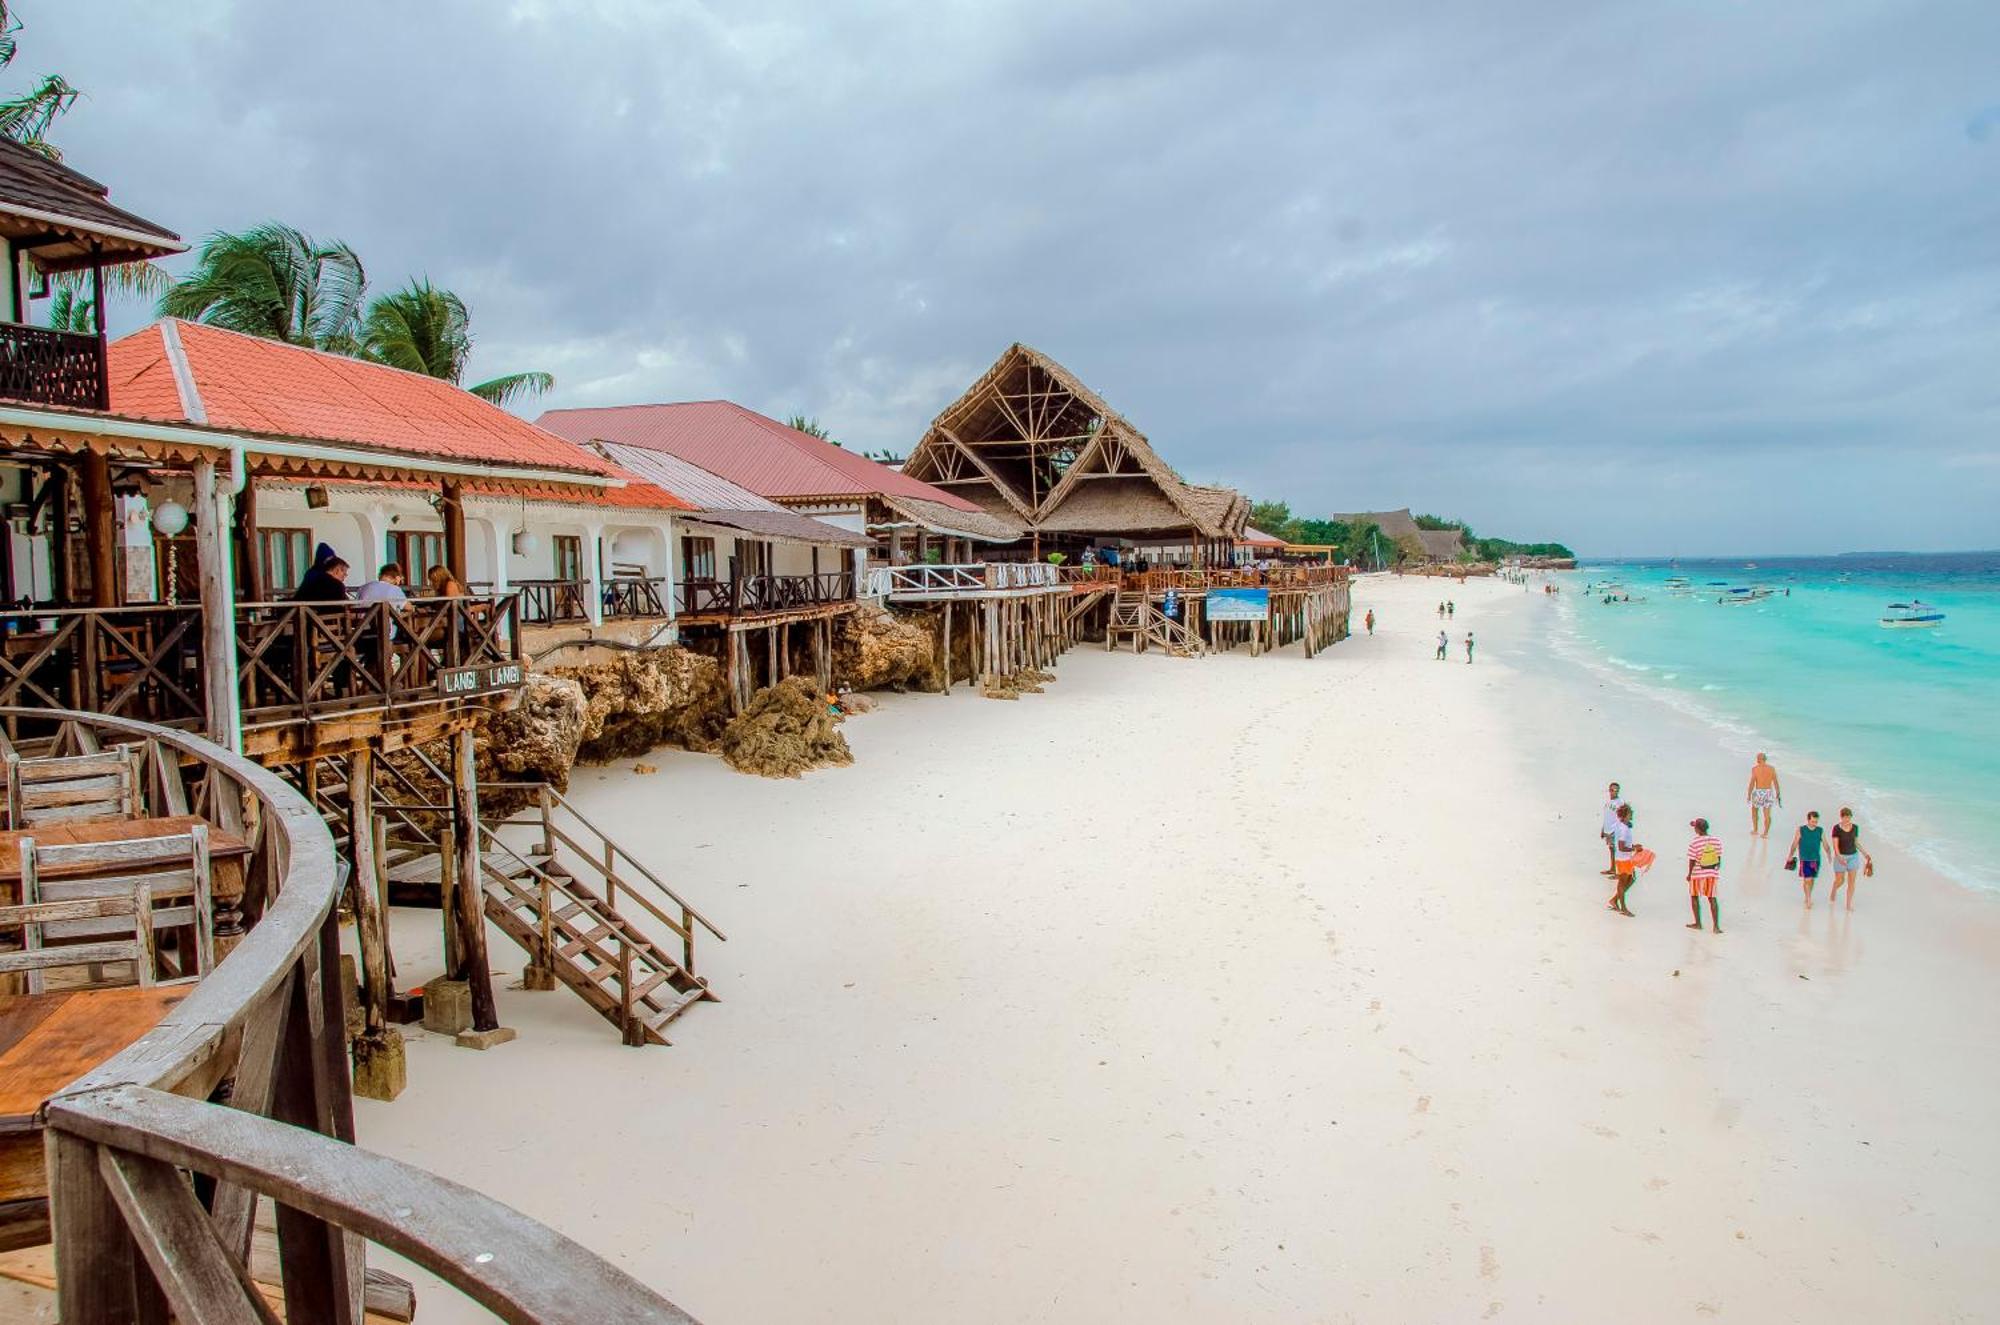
{"left": 903, "top": 344, "right": 1248, "bottom": 540}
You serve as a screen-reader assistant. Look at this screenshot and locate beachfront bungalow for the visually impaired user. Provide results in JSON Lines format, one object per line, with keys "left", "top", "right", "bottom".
{"left": 1416, "top": 526, "right": 1467, "bottom": 564}
{"left": 590, "top": 438, "right": 875, "bottom": 706}
{"left": 0, "top": 145, "right": 694, "bottom": 1318}
{"left": 899, "top": 343, "right": 1251, "bottom": 566}
{"left": 1231, "top": 525, "right": 1287, "bottom": 565}
{"left": 539, "top": 400, "right": 1091, "bottom": 689}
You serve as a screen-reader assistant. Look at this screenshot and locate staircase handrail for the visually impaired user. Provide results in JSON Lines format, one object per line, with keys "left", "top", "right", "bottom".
{"left": 480, "top": 780, "right": 727, "bottom": 943}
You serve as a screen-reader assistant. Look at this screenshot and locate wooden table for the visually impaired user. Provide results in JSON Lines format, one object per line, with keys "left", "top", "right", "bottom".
{"left": 0, "top": 985, "right": 190, "bottom": 1203}
{"left": 0, "top": 815, "right": 251, "bottom": 994}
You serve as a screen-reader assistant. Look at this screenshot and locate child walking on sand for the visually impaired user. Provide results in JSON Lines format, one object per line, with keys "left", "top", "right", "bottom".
{"left": 1607, "top": 804, "right": 1642, "bottom": 915}
{"left": 1686, "top": 818, "right": 1723, "bottom": 932}
{"left": 1785, "top": 811, "right": 1825, "bottom": 907}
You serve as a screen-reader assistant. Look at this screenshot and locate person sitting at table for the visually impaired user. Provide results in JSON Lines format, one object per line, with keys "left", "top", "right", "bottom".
{"left": 425, "top": 564, "right": 464, "bottom": 597}
{"left": 354, "top": 561, "right": 409, "bottom": 607}
{"left": 291, "top": 544, "right": 351, "bottom": 602}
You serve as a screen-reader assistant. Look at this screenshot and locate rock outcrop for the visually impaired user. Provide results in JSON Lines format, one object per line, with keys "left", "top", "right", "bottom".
{"left": 544, "top": 646, "right": 731, "bottom": 763}
{"left": 719, "top": 676, "right": 853, "bottom": 778}
{"left": 833, "top": 606, "right": 933, "bottom": 692}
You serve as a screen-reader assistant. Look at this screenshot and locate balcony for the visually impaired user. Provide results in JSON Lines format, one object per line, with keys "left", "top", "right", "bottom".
{"left": 0, "top": 322, "right": 107, "bottom": 411}
{"left": 0, "top": 595, "right": 522, "bottom": 745}
{"left": 509, "top": 576, "right": 670, "bottom": 625}
{"left": 676, "top": 572, "right": 854, "bottom": 618}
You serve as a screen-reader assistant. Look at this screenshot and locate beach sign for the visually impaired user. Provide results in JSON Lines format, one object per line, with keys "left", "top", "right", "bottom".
{"left": 438, "top": 660, "right": 526, "bottom": 697}
{"left": 1206, "top": 588, "right": 1269, "bottom": 622}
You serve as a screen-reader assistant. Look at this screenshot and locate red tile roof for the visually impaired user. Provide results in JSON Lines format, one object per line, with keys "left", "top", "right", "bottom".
{"left": 535, "top": 400, "right": 980, "bottom": 512}
{"left": 107, "top": 320, "right": 618, "bottom": 479}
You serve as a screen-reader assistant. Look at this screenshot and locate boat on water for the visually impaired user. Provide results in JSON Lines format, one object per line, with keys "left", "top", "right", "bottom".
{"left": 1664, "top": 576, "right": 1692, "bottom": 593}
{"left": 1717, "top": 586, "right": 1774, "bottom": 606}
{"left": 1880, "top": 601, "right": 1945, "bottom": 629}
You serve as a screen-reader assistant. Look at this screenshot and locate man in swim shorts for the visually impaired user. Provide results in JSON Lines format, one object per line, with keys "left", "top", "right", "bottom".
{"left": 1685, "top": 817, "right": 1723, "bottom": 933}
{"left": 1786, "top": 811, "right": 1825, "bottom": 907}
{"left": 1745, "top": 752, "right": 1782, "bottom": 837}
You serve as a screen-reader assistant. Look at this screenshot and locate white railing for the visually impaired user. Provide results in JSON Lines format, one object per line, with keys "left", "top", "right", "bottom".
{"left": 863, "top": 562, "right": 1063, "bottom": 598}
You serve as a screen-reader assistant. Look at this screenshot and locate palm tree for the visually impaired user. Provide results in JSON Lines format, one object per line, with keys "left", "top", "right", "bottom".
{"left": 159, "top": 223, "right": 368, "bottom": 351}
{"left": 787, "top": 414, "right": 844, "bottom": 447}
{"left": 359, "top": 279, "right": 554, "bottom": 405}
{"left": 0, "top": 2, "right": 74, "bottom": 161}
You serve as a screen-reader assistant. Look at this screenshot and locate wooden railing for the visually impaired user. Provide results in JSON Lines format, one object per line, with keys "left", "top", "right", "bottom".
{"left": 1122, "top": 565, "right": 1350, "bottom": 593}
{"left": 863, "top": 562, "right": 1065, "bottom": 597}
{"left": 233, "top": 594, "right": 521, "bottom": 728}
{"left": 0, "top": 321, "right": 107, "bottom": 410}
{"left": 1053, "top": 564, "right": 1123, "bottom": 585}
{"left": 677, "top": 571, "right": 855, "bottom": 616}
{"left": 0, "top": 605, "right": 207, "bottom": 742}
{"left": 15, "top": 709, "right": 698, "bottom": 1322}
{"left": 512, "top": 578, "right": 591, "bottom": 625}
{"left": 603, "top": 575, "right": 669, "bottom": 619}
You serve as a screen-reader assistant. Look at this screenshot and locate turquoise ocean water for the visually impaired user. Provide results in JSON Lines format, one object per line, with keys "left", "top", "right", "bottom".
{"left": 1551, "top": 552, "right": 2000, "bottom": 893}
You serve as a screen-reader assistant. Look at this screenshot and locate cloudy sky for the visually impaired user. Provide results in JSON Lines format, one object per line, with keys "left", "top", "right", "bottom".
{"left": 27, "top": 0, "right": 2000, "bottom": 555}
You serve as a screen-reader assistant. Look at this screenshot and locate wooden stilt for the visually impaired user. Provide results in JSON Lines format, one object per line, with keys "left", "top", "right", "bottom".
{"left": 452, "top": 727, "right": 499, "bottom": 1033}
{"left": 347, "top": 748, "right": 389, "bottom": 1037}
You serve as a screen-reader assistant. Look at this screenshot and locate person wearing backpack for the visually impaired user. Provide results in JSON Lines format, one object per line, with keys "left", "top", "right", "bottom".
{"left": 1686, "top": 818, "right": 1724, "bottom": 933}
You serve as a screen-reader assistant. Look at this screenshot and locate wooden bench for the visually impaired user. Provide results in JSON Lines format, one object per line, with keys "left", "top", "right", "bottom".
{"left": 3, "top": 747, "right": 142, "bottom": 828}
{"left": 0, "top": 827, "right": 214, "bottom": 995}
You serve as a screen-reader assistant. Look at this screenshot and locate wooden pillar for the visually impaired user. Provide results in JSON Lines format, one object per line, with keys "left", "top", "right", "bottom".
{"left": 48, "top": 465, "right": 72, "bottom": 605}
{"left": 452, "top": 727, "right": 499, "bottom": 1033}
{"left": 79, "top": 450, "right": 117, "bottom": 608}
{"left": 234, "top": 474, "right": 263, "bottom": 603}
{"left": 441, "top": 479, "right": 467, "bottom": 579}
{"left": 346, "top": 749, "right": 390, "bottom": 1038}
{"left": 192, "top": 458, "right": 242, "bottom": 752}
{"left": 940, "top": 601, "right": 952, "bottom": 693}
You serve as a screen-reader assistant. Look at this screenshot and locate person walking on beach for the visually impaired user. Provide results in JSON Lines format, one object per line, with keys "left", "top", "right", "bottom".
{"left": 1438, "top": 601, "right": 1447, "bottom": 619}
{"left": 1786, "top": 811, "right": 1825, "bottom": 907}
{"left": 1686, "top": 818, "right": 1724, "bottom": 932}
{"left": 1746, "top": 753, "right": 1782, "bottom": 836}
{"left": 1464, "top": 632, "right": 1475, "bottom": 663}
{"left": 1600, "top": 782, "right": 1626, "bottom": 876}
{"left": 1435, "top": 630, "right": 1448, "bottom": 660}
{"left": 1607, "top": 804, "right": 1642, "bottom": 914}
{"left": 1447, "top": 600, "right": 1456, "bottom": 618}
{"left": 1826, "top": 807, "right": 1872, "bottom": 911}
{"left": 1364, "top": 609, "right": 1375, "bottom": 635}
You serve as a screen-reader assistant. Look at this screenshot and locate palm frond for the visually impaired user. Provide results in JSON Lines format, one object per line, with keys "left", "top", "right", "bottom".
{"left": 53, "top": 260, "right": 170, "bottom": 300}
{"left": 160, "top": 223, "right": 366, "bottom": 349}
{"left": 361, "top": 279, "right": 472, "bottom": 380}
{"left": 0, "top": 2, "right": 18, "bottom": 70}
{"left": 45, "top": 283, "right": 92, "bottom": 333}
{"left": 468, "top": 371, "right": 555, "bottom": 405}
{"left": 0, "top": 73, "right": 77, "bottom": 158}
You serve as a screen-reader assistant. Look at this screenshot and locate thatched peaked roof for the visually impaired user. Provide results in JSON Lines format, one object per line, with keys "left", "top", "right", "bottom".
{"left": 1417, "top": 528, "right": 1466, "bottom": 561}
{"left": 903, "top": 344, "right": 1248, "bottom": 540}
{"left": 1327, "top": 509, "right": 1422, "bottom": 541}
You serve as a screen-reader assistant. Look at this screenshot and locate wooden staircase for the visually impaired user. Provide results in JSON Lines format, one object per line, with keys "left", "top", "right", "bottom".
{"left": 475, "top": 785, "right": 725, "bottom": 1046}
{"left": 478, "top": 831, "right": 714, "bottom": 1046}
{"left": 1106, "top": 592, "right": 1203, "bottom": 657}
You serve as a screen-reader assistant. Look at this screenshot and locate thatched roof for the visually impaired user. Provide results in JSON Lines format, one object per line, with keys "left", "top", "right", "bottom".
{"left": 902, "top": 344, "right": 1248, "bottom": 540}
{"left": 877, "top": 492, "right": 1024, "bottom": 542}
{"left": 1417, "top": 528, "right": 1466, "bottom": 561}
{"left": 1328, "top": 508, "right": 1422, "bottom": 541}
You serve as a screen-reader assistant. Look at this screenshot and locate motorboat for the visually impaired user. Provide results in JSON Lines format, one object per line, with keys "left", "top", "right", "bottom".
{"left": 1664, "top": 576, "right": 1692, "bottom": 593}
{"left": 1717, "top": 586, "right": 1773, "bottom": 606}
{"left": 1880, "top": 601, "right": 1945, "bottom": 629}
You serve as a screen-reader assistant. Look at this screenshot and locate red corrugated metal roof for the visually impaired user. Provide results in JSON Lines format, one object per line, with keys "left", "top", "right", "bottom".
{"left": 535, "top": 400, "right": 980, "bottom": 512}
{"left": 107, "top": 320, "right": 618, "bottom": 477}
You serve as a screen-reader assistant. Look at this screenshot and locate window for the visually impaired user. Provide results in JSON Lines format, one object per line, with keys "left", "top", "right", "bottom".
{"left": 680, "top": 535, "right": 715, "bottom": 581}
{"left": 390, "top": 531, "right": 446, "bottom": 589}
{"left": 258, "top": 528, "right": 312, "bottom": 597}
{"left": 733, "top": 539, "right": 772, "bottom": 579}
{"left": 552, "top": 534, "right": 583, "bottom": 583}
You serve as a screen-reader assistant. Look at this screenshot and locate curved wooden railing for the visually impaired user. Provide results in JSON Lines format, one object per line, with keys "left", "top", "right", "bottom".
{"left": 12, "top": 709, "right": 699, "bottom": 1324}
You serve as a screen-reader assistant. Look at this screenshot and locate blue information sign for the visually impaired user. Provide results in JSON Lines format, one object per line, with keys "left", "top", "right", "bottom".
{"left": 1206, "top": 588, "right": 1269, "bottom": 622}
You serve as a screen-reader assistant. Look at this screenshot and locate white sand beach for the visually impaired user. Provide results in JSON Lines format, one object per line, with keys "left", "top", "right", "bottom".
{"left": 360, "top": 574, "right": 2000, "bottom": 1323}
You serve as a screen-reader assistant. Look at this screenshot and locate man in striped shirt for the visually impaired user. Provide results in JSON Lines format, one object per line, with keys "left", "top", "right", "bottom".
{"left": 1685, "top": 818, "right": 1724, "bottom": 933}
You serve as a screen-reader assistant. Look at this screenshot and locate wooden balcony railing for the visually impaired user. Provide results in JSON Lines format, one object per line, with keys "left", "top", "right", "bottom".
{"left": 603, "top": 575, "right": 669, "bottom": 619}
{"left": 677, "top": 571, "right": 855, "bottom": 617}
{"left": 863, "top": 562, "right": 1065, "bottom": 598}
{"left": 234, "top": 594, "right": 522, "bottom": 728}
{"left": 512, "top": 578, "right": 591, "bottom": 625}
{"left": 1123, "top": 565, "right": 1350, "bottom": 593}
{"left": 0, "top": 321, "right": 107, "bottom": 410}
{"left": 0, "top": 605, "right": 207, "bottom": 743}
{"left": 15, "top": 709, "right": 699, "bottom": 1323}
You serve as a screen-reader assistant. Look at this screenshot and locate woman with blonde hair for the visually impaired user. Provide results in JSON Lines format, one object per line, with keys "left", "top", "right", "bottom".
{"left": 425, "top": 564, "right": 464, "bottom": 597}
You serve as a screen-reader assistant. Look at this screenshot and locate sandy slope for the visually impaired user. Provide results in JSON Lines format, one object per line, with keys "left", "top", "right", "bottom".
{"left": 360, "top": 573, "right": 1999, "bottom": 1324}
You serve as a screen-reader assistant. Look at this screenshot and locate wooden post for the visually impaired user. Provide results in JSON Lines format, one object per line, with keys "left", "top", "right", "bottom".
{"left": 192, "top": 458, "right": 242, "bottom": 752}
{"left": 80, "top": 450, "right": 118, "bottom": 608}
{"left": 940, "top": 601, "right": 952, "bottom": 693}
{"left": 441, "top": 479, "right": 467, "bottom": 580}
{"left": 346, "top": 749, "right": 389, "bottom": 1037}
{"left": 234, "top": 473, "right": 263, "bottom": 604}
{"left": 452, "top": 727, "right": 499, "bottom": 1033}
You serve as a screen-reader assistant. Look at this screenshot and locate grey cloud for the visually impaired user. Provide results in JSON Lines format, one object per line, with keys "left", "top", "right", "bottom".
{"left": 28, "top": 0, "right": 2000, "bottom": 553}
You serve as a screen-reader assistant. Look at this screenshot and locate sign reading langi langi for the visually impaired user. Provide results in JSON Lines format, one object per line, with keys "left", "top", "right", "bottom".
{"left": 437, "top": 661, "right": 525, "bottom": 698}
{"left": 1205, "top": 588, "right": 1270, "bottom": 622}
